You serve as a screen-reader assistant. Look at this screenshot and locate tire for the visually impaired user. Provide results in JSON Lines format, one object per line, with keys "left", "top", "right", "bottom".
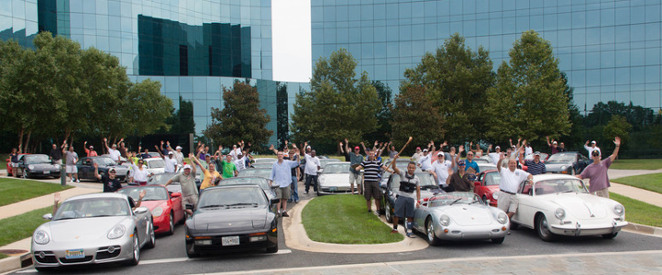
{"left": 316, "top": 188, "right": 321, "bottom": 197}
{"left": 425, "top": 217, "right": 442, "bottom": 246}
{"left": 536, "top": 214, "right": 556, "bottom": 242}
{"left": 266, "top": 243, "right": 278, "bottom": 253}
{"left": 510, "top": 222, "right": 519, "bottom": 230}
{"left": 602, "top": 232, "right": 619, "bottom": 239}
{"left": 166, "top": 212, "right": 175, "bottom": 235}
{"left": 384, "top": 204, "right": 393, "bottom": 223}
{"left": 491, "top": 237, "right": 505, "bottom": 244}
{"left": 186, "top": 242, "right": 199, "bottom": 258}
{"left": 482, "top": 195, "right": 487, "bottom": 205}
{"left": 145, "top": 220, "right": 156, "bottom": 249}
{"left": 128, "top": 232, "right": 140, "bottom": 265}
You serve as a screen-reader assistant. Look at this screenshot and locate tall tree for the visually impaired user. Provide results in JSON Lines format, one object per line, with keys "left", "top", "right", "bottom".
{"left": 205, "top": 80, "right": 273, "bottom": 149}
{"left": 390, "top": 85, "right": 445, "bottom": 155}
{"left": 362, "top": 80, "right": 392, "bottom": 143}
{"left": 122, "top": 79, "right": 173, "bottom": 138}
{"left": 402, "top": 33, "right": 494, "bottom": 143}
{"left": 291, "top": 48, "right": 380, "bottom": 149}
{"left": 603, "top": 115, "right": 632, "bottom": 148}
{"left": 485, "top": 30, "right": 570, "bottom": 142}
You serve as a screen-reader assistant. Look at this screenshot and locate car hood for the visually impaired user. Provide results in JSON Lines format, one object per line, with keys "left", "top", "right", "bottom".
{"left": 441, "top": 205, "right": 493, "bottom": 226}
{"left": 539, "top": 193, "right": 608, "bottom": 219}
{"left": 319, "top": 174, "right": 350, "bottom": 187}
{"left": 47, "top": 216, "right": 127, "bottom": 242}
{"left": 545, "top": 163, "right": 571, "bottom": 171}
{"left": 193, "top": 208, "right": 270, "bottom": 231}
{"left": 140, "top": 200, "right": 168, "bottom": 211}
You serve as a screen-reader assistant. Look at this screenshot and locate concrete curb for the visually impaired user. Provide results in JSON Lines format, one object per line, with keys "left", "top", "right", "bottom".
{"left": 624, "top": 222, "right": 662, "bottom": 237}
{"left": 282, "top": 196, "right": 429, "bottom": 253}
{"left": 0, "top": 253, "right": 31, "bottom": 275}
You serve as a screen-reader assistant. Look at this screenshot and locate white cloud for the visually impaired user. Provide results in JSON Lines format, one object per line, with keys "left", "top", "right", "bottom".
{"left": 272, "top": 0, "right": 311, "bottom": 83}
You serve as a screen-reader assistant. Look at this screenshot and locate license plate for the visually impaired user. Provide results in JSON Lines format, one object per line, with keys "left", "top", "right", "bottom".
{"left": 43, "top": 171, "right": 50, "bottom": 174}
{"left": 329, "top": 187, "right": 337, "bottom": 191}
{"left": 65, "top": 249, "right": 84, "bottom": 259}
{"left": 221, "top": 236, "right": 240, "bottom": 246}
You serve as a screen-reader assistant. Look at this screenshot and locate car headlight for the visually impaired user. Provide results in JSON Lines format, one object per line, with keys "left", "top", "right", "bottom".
{"left": 614, "top": 204, "right": 624, "bottom": 216}
{"left": 554, "top": 208, "right": 566, "bottom": 220}
{"left": 33, "top": 230, "right": 50, "bottom": 245}
{"left": 28, "top": 165, "right": 34, "bottom": 170}
{"left": 492, "top": 192, "right": 498, "bottom": 200}
{"left": 497, "top": 212, "right": 508, "bottom": 224}
{"left": 152, "top": 207, "right": 164, "bottom": 218}
{"left": 107, "top": 224, "right": 126, "bottom": 239}
{"left": 560, "top": 165, "right": 567, "bottom": 171}
{"left": 439, "top": 214, "right": 451, "bottom": 226}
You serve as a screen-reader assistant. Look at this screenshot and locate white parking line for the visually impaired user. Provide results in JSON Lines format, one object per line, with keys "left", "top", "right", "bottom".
{"left": 138, "top": 257, "right": 189, "bottom": 265}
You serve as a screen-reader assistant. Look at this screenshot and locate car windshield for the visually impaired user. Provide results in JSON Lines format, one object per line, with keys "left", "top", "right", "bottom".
{"left": 319, "top": 159, "right": 339, "bottom": 168}
{"left": 473, "top": 158, "right": 489, "bottom": 163}
{"left": 217, "top": 177, "right": 270, "bottom": 190}
{"left": 484, "top": 172, "right": 501, "bottom": 186}
{"left": 534, "top": 179, "right": 588, "bottom": 195}
{"left": 95, "top": 157, "right": 117, "bottom": 166}
{"left": 428, "top": 192, "right": 478, "bottom": 206}
{"left": 253, "top": 158, "right": 275, "bottom": 163}
{"left": 546, "top": 153, "right": 576, "bottom": 163}
{"left": 252, "top": 163, "right": 272, "bottom": 169}
{"left": 147, "top": 159, "right": 165, "bottom": 168}
{"left": 53, "top": 198, "right": 130, "bottom": 220}
{"left": 238, "top": 169, "right": 271, "bottom": 178}
{"left": 198, "top": 187, "right": 267, "bottom": 208}
{"left": 323, "top": 163, "right": 350, "bottom": 174}
{"left": 117, "top": 186, "right": 168, "bottom": 201}
{"left": 148, "top": 173, "right": 179, "bottom": 185}
{"left": 389, "top": 172, "right": 438, "bottom": 190}
{"left": 24, "top": 155, "right": 50, "bottom": 164}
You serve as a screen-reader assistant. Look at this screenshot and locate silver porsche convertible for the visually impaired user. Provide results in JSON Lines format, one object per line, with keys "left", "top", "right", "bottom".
{"left": 31, "top": 193, "right": 155, "bottom": 271}
{"left": 412, "top": 192, "right": 510, "bottom": 245}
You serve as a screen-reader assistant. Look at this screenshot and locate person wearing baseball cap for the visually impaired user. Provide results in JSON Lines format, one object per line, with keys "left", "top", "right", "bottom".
{"left": 411, "top": 147, "right": 423, "bottom": 163}
{"left": 445, "top": 159, "right": 474, "bottom": 192}
{"left": 84, "top": 141, "right": 98, "bottom": 157}
{"left": 488, "top": 144, "right": 503, "bottom": 165}
{"left": 93, "top": 162, "right": 122, "bottom": 193}
{"left": 174, "top": 145, "right": 184, "bottom": 165}
{"left": 520, "top": 143, "right": 546, "bottom": 175}
{"left": 341, "top": 139, "right": 364, "bottom": 195}
{"left": 430, "top": 151, "right": 452, "bottom": 188}
{"left": 165, "top": 154, "right": 198, "bottom": 216}
{"left": 584, "top": 140, "right": 601, "bottom": 163}
{"left": 546, "top": 136, "right": 560, "bottom": 154}
{"left": 577, "top": 137, "right": 621, "bottom": 198}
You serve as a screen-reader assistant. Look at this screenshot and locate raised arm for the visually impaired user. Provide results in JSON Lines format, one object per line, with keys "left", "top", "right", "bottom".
{"left": 192, "top": 155, "right": 208, "bottom": 174}
{"left": 52, "top": 192, "right": 61, "bottom": 215}
{"left": 154, "top": 145, "right": 164, "bottom": 158}
{"left": 344, "top": 138, "right": 350, "bottom": 154}
{"left": 339, "top": 141, "right": 345, "bottom": 154}
{"left": 487, "top": 144, "right": 492, "bottom": 154}
{"left": 93, "top": 163, "right": 102, "bottom": 180}
{"left": 610, "top": 137, "right": 621, "bottom": 162}
{"left": 188, "top": 154, "right": 197, "bottom": 175}
{"left": 391, "top": 154, "right": 401, "bottom": 175}
{"left": 497, "top": 154, "right": 505, "bottom": 173}
{"left": 360, "top": 142, "right": 368, "bottom": 155}
{"left": 103, "top": 138, "right": 110, "bottom": 152}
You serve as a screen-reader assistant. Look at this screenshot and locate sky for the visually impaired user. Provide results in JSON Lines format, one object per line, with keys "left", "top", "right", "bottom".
{"left": 271, "top": 0, "right": 312, "bottom": 83}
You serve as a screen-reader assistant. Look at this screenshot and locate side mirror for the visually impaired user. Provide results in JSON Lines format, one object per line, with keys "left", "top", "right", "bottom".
{"left": 171, "top": 192, "right": 182, "bottom": 198}
{"left": 43, "top": 213, "right": 53, "bottom": 220}
{"left": 134, "top": 206, "right": 149, "bottom": 214}
{"left": 270, "top": 198, "right": 281, "bottom": 205}
{"left": 185, "top": 204, "right": 195, "bottom": 210}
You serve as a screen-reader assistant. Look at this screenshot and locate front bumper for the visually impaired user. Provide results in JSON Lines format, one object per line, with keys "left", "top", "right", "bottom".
{"left": 32, "top": 237, "right": 134, "bottom": 268}
{"left": 550, "top": 220, "right": 628, "bottom": 236}
{"left": 186, "top": 229, "right": 277, "bottom": 254}
{"left": 318, "top": 184, "right": 357, "bottom": 195}
{"left": 434, "top": 223, "right": 510, "bottom": 241}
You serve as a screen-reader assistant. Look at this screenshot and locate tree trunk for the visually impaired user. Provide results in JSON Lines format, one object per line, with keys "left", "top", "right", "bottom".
{"left": 24, "top": 131, "right": 32, "bottom": 153}
{"left": 17, "top": 127, "right": 24, "bottom": 153}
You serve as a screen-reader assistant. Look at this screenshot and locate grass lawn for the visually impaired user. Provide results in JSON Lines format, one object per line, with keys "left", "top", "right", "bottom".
{"left": 0, "top": 253, "right": 6, "bottom": 259}
{"left": 0, "top": 206, "right": 51, "bottom": 247}
{"left": 612, "top": 173, "right": 662, "bottom": 194}
{"left": 302, "top": 195, "right": 404, "bottom": 244}
{"left": 0, "top": 178, "right": 73, "bottom": 207}
{"left": 609, "top": 193, "right": 662, "bottom": 228}
{"left": 610, "top": 159, "right": 662, "bottom": 170}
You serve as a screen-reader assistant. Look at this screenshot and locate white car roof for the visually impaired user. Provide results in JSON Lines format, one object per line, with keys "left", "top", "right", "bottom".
{"left": 64, "top": 193, "right": 128, "bottom": 202}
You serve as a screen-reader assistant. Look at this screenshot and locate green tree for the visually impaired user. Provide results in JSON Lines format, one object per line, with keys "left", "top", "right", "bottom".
{"left": 402, "top": 33, "right": 494, "bottom": 143}
{"left": 603, "top": 115, "right": 632, "bottom": 146}
{"left": 362, "top": 80, "right": 392, "bottom": 143}
{"left": 122, "top": 79, "right": 173, "bottom": 137}
{"left": 486, "top": 30, "right": 570, "bottom": 142}
{"left": 390, "top": 85, "right": 445, "bottom": 155}
{"left": 205, "top": 80, "right": 273, "bottom": 149}
{"left": 161, "top": 96, "right": 195, "bottom": 135}
{"left": 291, "top": 48, "right": 380, "bottom": 150}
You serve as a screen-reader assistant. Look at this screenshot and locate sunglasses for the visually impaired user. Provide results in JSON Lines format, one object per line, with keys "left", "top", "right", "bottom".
{"left": 109, "top": 171, "right": 116, "bottom": 173}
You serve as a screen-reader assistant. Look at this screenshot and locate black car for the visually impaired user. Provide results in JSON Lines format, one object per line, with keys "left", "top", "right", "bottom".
{"left": 185, "top": 185, "right": 279, "bottom": 257}
{"left": 544, "top": 152, "right": 591, "bottom": 175}
{"left": 76, "top": 156, "right": 129, "bottom": 182}
{"left": 380, "top": 171, "right": 441, "bottom": 223}
{"left": 18, "top": 154, "right": 60, "bottom": 178}
{"left": 216, "top": 177, "right": 277, "bottom": 201}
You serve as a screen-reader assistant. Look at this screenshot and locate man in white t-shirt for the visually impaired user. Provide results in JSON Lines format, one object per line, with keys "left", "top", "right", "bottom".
{"left": 497, "top": 154, "right": 532, "bottom": 220}
{"left": 418, "top": 149, "right": 433, "bottom": 171}
{"left": 429, "top": 152, "right": 452, "bottom": 188}
{"left": 163, "top": 152, "right": 178, "bottom": 173}
{"left": 104, "top": 138, "right": 122, "bottom": 163}
{"left": 488, "top": 144, "right": 503, "bottom": 165}
{"left": 584, "top": 140, "right": 601, "bottom": 163}
{"left": 234, "top": 153, "right": 247, "bottom": 172}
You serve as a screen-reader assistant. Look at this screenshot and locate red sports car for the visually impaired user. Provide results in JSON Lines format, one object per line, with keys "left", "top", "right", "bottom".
{"left": 473, "top": 169, "right": 500, "bottom": 207}
{"left": 117, "top": 185, "right": 185, "bottom": 235}
{"left": 6, "top": 153, "right": 29, "bottom": 177}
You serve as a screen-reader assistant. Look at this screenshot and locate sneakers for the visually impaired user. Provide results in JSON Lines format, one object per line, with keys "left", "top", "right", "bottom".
{"left": 76, "top": 179, "right": 80, "bottom": 183}
{"left": 304, "top": 191, "right": 309, "bottom": 194}
{"left": 390, "top": 229, "right": 398, "bottom": 234}
{"left": 281, "top": 212, "right": 289, "bottom": 217}
{"left": 406, "top": 232, "right": 416, "bottom": 238}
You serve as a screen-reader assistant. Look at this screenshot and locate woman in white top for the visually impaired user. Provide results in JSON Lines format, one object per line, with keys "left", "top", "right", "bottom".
{"left": 128, "top": 158, "right": 153, "bottom": 185}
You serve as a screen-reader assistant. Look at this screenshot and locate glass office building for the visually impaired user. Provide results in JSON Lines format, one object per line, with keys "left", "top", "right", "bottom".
{"left": 312, "top": 0, "right": 662, "bottom": 113}
{"left": 1, "top": 0, "right": 305, "bottom": 145}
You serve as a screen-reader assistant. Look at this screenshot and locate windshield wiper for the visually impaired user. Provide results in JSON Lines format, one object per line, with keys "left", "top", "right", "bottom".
{"left": 227, "top": 203, "right": 258, "bottom": 206}
{"left": 449, "top": 198, "right": 463, "bottom": 205}
{"left": 200, "top": 204, "right": 227, "bottom": 208}
{"left": 54, "top": 217, "right": 79, "bottom": 221}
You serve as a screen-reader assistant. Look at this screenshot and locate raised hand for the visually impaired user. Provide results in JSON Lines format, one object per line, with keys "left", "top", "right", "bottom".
{"left": 167, "top": 141, "right": 170, "bottom": 145}
{"left": 269, "top": 144, "right": 274, "bottom": 150}
{"left": 103, "top": 137, "right": 107, "bottom": 142}
{"left": 84, "top": 141, "right": 88, "bottom": 144}
{"left": 344, "top": 138, "right": 348, "bottom": 143}
{"left": 54, "top": 192, "right": 61, "bottom": 205}
{"left": 93, "top": 163, "right": 98, "bottom": 169}
{"left": 442, "top": 141, "right": 448, "bottom": 147}
{"left": 139, "top": 190, "right": 146, "bottom": 200}
{"left": 459, "top": 145, "right": 464, "bottom": 153}
{"left": 374, "top": 140, "right": 379, "bottom": 146}
{"left": 614, "top": 136, "right": 621, "bottom": 146}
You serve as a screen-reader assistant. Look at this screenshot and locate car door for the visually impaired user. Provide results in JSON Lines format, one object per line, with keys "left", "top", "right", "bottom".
{"left": 512, "top": 180, "right": 536, "bottom": 228}
{"left": 170, "top": 192, "right": 184, "bottom": 222}
{"left": 77, "top": 158, "right": 90, "bottom": 179}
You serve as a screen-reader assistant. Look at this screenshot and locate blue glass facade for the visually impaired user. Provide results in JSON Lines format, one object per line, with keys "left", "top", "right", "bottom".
{"left": 312, "top": 0, "right": 662, "bottom": 113}
{"left": 1, "top": 0, "right": 304, "bottom": 145}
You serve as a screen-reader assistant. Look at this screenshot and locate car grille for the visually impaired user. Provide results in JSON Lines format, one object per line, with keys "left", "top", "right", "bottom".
{"left": 59, "top": 256, "right": 93, "bottom": 263}
{"left": 33, "top": 251, "right": 57, "bottom": 264}
{"left": 96, "top": 246, "right": 121, "bottom": 260}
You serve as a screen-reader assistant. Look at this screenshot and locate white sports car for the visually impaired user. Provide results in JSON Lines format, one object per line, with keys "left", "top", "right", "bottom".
{"left": 31, "top": 193, "right": 155, "bottom": 271}
{"left": 511, "top": 174, "right": 628, "bottom": 242}
{"left": 317, "top": 162, "right": 354, "bottom": 195}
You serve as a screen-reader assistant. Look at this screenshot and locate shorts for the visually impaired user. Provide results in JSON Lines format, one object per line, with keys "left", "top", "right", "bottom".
{"left": 182, "top": 195, "right": 199, "bottom": 209}
{"left": 11, "top": 162, "right": 19, "bottom": 168}
{"left": 276, "top": 186, "right": 291, "bottom": 200}
{"left": 497, "top": 191, "right": 518, "bottom": 213}
{"left": 363, "top": 181, "right": 382, "bottom": 201}
{"left": 593, "top": 188, "right": 609, "bottom": 198}
{"left": 53, "top": 159, "right": 62, "bottom": 165}
{"left": 349, "top": 172, "right": 362, "bottom": 185}
{"left": 394, "top": 195, "right": 416, "bottom": 218}
{"left": 66, "top": 165, "right": 78, "bottom": 174}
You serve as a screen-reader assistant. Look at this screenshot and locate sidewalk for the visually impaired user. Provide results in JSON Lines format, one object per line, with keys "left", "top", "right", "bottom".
{"left": 608, "top": 168, "right": 662, "bottom": 208}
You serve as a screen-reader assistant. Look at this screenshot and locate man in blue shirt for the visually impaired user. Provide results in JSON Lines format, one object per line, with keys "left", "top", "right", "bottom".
{"left": 271, "top": 150, "right": 299, "bottom": 217}
{"left": 457, "top": 145, "right": 480, "bottom": 174}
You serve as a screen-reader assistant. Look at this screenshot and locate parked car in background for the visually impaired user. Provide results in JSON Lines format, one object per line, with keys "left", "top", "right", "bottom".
{"left": 317, "top": 162, "right": 353, "bottom": 195}
{"left": 252, "top": 158, "right": 275, "bottom": 164}
{"left": 31, "top": 193, "right": 155, "bottom": 271}
{"left": 143, "top": 158, "right": 166, "bottom": 175}
{"left": 413, "top": 192, "right": 510, "bottom": 245}
{"left": 18, "top": 154, "right": 60, "bottom": 179}
{"left": 544, "top": 152, "right": 590, "bottom": 175}
{"left": 117, "top": 185, "right": 185, "bottom": 235}
{"left": 476, "top": 162, "right": 497, "bottom": 173}
{"left": 317, "top": 158, "right": 341, "bottom": 173}
{"left": 77, "top": 156, "right": 128, "bottom": 182}
{"left": 237, "top": 168, "right": 271, "bottom": 180}
{"left": 380, "top": 171, "right": 440, "bottom": 223}
{"left": 512, "top": 174, "right": 627, "bottom": 242}
{"left": 524, "top": 152, "right": 549, "bottom": 162}
{"left": 473, "top": 170, "right": 500, "bottom": 207}
{"left": 184, "top": 185, "right": 279, "bottom": 257}
{"left": 215, "top": 177, "right": 277, "bottom": 201}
